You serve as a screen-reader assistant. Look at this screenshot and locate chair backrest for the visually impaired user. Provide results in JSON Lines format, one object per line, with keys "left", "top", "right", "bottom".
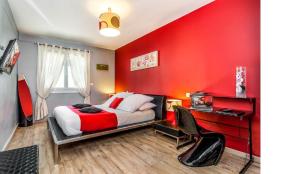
{"left": 175, "top": 106, "right": 200, "bottom": 136}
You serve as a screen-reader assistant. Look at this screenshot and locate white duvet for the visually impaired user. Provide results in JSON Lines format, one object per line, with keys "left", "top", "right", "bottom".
{"left": 53, "top": 104, "right": 155, "bottom": 136}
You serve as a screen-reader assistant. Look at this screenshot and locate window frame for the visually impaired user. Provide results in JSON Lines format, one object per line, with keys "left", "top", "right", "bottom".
{"left": 51, "top": 61, "right": 79, "bottom": 94}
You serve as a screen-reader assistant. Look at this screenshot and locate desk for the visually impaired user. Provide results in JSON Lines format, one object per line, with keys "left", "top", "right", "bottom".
{"left": 188, "top": 96, "right": 255, "bottom": 174}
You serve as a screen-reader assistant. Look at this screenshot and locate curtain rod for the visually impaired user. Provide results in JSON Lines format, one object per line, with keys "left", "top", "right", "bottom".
{"left": 34, "top": 42, "right": 91, "bottom": 53}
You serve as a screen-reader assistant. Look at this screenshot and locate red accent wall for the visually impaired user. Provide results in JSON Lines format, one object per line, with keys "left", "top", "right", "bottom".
{"left": 115, "top": 0, "right": 260, "bottom": 156}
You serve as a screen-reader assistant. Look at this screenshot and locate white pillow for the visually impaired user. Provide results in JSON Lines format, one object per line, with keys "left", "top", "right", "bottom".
{"left": 117, "top": 94, "right": 154, "bottom": 112}
{"left": 139, "top": 102, "right": 156, "bottom": 111}
{"left": 102, "top": 92, "right": 133, "bottom": 107}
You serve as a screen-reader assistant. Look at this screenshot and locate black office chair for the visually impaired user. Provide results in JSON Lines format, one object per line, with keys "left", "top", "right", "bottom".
{"left": 175, "top": 106, "right": 225, "bottom": 167}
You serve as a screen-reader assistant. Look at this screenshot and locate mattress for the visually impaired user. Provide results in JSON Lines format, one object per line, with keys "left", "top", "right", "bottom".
{"left": 53, "top": 104, "right": 155, "bottom": 136}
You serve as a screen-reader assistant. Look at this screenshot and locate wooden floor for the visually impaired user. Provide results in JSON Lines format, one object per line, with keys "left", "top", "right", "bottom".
{"left": 7, "top": 122, "right": 260, "bottom": 174}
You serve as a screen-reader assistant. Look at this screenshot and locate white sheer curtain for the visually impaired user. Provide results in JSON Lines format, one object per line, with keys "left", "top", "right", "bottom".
{"left": 67, "top": 49, "right": 91, "bottom": 104}
{"left": 35, "top": 44, "right": 65, "bottom": 120}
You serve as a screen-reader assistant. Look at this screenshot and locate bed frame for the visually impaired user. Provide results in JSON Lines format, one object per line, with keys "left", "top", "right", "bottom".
{"left": 47, "top": 94, "right": 166, "bottom": 163}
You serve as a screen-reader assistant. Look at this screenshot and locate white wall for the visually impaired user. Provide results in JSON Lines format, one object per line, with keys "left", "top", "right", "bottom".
{"left": 0, "top": 0, "right": 19, "bottom": 150}
{"left": 18, "top": 33, "right": 115, "bottom": 118}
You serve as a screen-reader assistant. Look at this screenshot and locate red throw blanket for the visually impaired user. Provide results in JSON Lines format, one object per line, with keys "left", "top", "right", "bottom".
{"left": 68, "top": 106, "right": 118, "bottom": 132}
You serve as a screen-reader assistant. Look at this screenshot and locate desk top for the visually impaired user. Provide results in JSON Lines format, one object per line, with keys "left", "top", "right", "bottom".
{"left": 212, "top": 95, "right": 256, "bottom": 101}
{"left": 188, "top": 107, "right": 253, "bottom": 118}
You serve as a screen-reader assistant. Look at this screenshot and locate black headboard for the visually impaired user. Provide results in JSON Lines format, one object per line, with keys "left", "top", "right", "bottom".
{"left": 146, "top": 94, "right": 166, "bottom": 120}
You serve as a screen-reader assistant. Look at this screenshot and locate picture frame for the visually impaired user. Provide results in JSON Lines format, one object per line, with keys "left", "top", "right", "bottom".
{"left": 130, "top": 51, "right": 158, "bottom": 71}
{"left": 0, "top": 39, "right": 20, "bottom": 74}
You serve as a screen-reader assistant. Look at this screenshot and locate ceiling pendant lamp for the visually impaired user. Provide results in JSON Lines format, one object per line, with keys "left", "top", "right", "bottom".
{"left": 99, "top": 8, "right": 120, "bottom": 37}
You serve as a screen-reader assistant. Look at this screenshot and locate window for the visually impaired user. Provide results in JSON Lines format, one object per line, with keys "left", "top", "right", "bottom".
{"left": 52, "top": 62, "right": 77, "bottom": 93}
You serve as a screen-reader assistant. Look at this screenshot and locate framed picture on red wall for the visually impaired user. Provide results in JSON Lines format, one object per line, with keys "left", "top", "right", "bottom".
{"left": 130, "top": 51, "right": 158, "bottom": 71}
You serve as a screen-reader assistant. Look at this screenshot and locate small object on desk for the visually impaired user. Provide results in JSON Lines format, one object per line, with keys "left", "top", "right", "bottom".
{"left": 0, "top": 145, "right": 39, "bottom": 174}
{"left": 236, "top": 66, "right": 247, "bottom": 98}
{"left": 194, "top": 107, "right": 213, "bottom": 112}
{"left": 216, "top": 108, "right": 245, "bottom": 117}
{"left": 190, "top": 92, "right": 213, "bottom": 110}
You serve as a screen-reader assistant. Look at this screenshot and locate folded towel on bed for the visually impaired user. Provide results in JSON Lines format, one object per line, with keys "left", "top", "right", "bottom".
{"left": 79, "top": 107, "right": 102, "bottom": 113}
{"left": 72, "top": 104, "right": 92, "bottom": 109}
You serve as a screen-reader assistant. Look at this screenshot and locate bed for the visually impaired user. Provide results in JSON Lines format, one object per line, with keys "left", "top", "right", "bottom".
{"left": 54, "top": 105, "right": 156, "bottom": 136}
{"left": 47, "top": 94, "right": 166, "bottom": 163}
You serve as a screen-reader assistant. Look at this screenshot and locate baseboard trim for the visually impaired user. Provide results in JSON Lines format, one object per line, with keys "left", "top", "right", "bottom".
{"left": 1, "top": 123, "right": 18, "bottom": 151}
{"left": 225, "top": 147, "right": 260, "bottom": 163}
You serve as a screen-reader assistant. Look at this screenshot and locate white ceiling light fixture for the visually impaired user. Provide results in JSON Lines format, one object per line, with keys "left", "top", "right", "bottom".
{"left": 99, "top": 8, "right": 120, "bottom": 37}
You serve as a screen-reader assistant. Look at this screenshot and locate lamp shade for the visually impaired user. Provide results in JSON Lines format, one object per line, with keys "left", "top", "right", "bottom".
{"left": 166, "top": 99, "right": 182, "bottom": 112}
{"left": 99, "top": 8, "right": 120, "bottom": 37}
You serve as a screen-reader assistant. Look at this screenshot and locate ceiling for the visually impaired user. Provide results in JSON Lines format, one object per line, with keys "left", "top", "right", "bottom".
{"left": 8, "top": 0, "right": 214, "bottom": 50}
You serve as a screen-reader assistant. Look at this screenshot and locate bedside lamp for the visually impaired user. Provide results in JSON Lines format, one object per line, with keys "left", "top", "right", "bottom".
{"left": 166, "top": 99, "right": 182, "bottom": 112}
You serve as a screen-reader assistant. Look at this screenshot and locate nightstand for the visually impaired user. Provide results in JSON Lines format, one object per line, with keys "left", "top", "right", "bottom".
{"left": 154, "top": 120, "right": 189, "bottom": 148}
